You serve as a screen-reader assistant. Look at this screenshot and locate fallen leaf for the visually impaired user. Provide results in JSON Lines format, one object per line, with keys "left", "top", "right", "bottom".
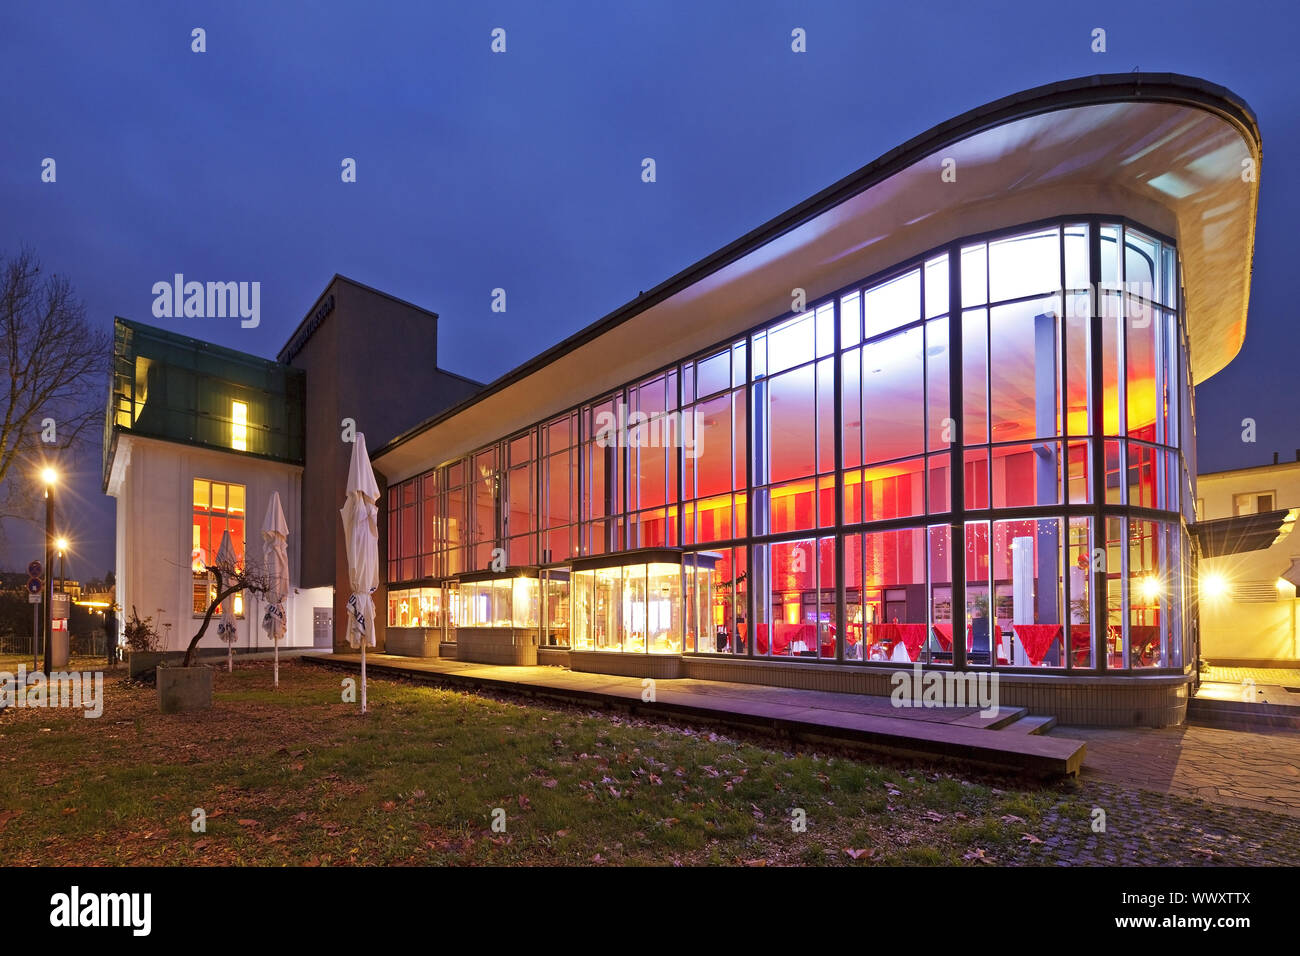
{"left": 844, "top": 848, "right": 875, "bottom": 860}
{"left": 924, "top": 811, "right": 944, "bottom": 822}
{"left": 1000, "top": 814, "right": 1025, "bottom": 824}
{"left": 963, "top": 848, "right": 995, "bottom": 864}
{"left": 381, "top": 801, "right": 397, "bottom": 811}
{"left": 237, "top": 819, "right": 259, "bottom": 827}
{"left": 1021, "top": 833, "right": 1043, "bottom": 844}
{"left": 61, "top": 807, "right": 77, "bottom": 816}
{"left": 542, "top": 779, "right": 558, "bottom": 789}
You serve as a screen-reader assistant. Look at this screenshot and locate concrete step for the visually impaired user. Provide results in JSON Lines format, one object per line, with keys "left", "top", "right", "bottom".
{"left": 999, "top": 714, "right": 1058, "bottom": 735}
{"left": 950, "top": 706, "right": 1027, "bottom": 730}
{"left": 1189, "top": 692, "right": 1300, "bottom": 730}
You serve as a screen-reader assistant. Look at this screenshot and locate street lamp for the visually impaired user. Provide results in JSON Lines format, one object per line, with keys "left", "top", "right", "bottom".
{"left": 41, "top": 467, "right": 57, "bottom": 675}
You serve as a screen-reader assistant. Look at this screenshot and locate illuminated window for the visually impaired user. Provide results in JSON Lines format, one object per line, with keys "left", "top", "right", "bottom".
{"left": 232, "top": 400, "right": 248, "bottom": 451}
{"left": 192, "top": 478, "right": 246, "bottom": 617}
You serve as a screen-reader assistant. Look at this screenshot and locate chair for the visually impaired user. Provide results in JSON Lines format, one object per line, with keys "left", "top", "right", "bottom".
{"left": 969, "top": 617, "right": 991, "bottom": 665}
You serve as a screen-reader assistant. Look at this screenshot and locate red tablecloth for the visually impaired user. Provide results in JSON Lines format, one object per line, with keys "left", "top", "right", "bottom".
{"left": 933, "top": 623, "right": 973, "bottom": 652}
{"left": 1011, "top": 623, "right": 1062, "bottom": 666}
{"left": 895, "top": 623, "right": 928, "bottom": 661}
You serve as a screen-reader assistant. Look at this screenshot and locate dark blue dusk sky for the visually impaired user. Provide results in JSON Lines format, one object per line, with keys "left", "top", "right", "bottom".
{"left": 2, "top": 0, "right": 1296, "bottom": 579}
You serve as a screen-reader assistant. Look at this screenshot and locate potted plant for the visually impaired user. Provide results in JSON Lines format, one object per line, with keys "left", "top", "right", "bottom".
{"left": 157, "top": 562, "right": 270, "bottom": 713}
{"left": 123, "top": 606, "right": 164, "bottom": 679}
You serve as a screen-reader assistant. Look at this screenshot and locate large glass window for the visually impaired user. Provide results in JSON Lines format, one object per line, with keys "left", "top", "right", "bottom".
{"left": 192, "top": 478, "right": 245, "bottom": 617}
{"left": 385, "top": 218, "right": 1189, "bottom": 674}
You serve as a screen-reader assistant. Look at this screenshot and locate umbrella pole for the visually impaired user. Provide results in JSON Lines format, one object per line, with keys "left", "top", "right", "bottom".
{"left": 360, "top": 640, "right": 367, "bottom": 714}
{"left": 274, "top": 639, "right": 280, "bottom": 688}
{"left": 227, "top": 644, "right": 232, "bottom": 673}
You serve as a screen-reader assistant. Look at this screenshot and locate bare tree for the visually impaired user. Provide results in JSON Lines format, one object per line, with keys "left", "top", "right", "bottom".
{"left": 0, "top": 247, "right": 111, "bottom": 522}
{"left": 183, "top": 562, "right": 273, "bottom": 668}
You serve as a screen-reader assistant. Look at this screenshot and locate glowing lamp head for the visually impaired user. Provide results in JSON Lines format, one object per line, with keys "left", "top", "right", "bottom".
{"left": 1201, "top": 572, "right": 1229, "bottom": 600}
{"left": 1139, "top": 576, "right": 1161, "bottom": 602}
{"left": 56, "top": 537, "right": 68, "bottom": 553}
{"left": 41, "top": 467, "right": 57, "bottom": 486}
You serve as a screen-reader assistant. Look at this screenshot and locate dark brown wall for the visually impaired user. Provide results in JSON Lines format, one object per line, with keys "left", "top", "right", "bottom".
{"left": 285, "top": 278, "right": 481, "bottom": 651}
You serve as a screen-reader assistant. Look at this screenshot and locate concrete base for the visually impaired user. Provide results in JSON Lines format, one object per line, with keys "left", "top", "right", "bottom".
{"left": 537, "top": 647, "right": 571, "bottom": 668}
{"left": 570, "top": 650, "right": 683, "bottom": 679}
{"left": 454, "top": 627, "right": 537, "bottom": 666}
{"left": 384, "top": 627, "right": 441, "bottom": 658}
{"left": 157, "top": 665, "right": 213, "bottom": 713}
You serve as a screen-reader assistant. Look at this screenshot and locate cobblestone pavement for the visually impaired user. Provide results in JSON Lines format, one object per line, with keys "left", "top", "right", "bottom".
{"left": 1002, "top": 781, "right": 1300, "bottom": 865}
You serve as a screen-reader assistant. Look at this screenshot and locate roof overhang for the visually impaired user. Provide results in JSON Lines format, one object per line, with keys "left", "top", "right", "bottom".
{"left": 1194, "top": 509, "right": 1298, "bottom": 558}
{"left": 374, "top": 72, "right": 1260, "bottom": 484}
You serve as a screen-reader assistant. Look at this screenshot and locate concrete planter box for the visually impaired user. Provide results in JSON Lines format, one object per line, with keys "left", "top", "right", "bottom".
{"left": 384, "top": 627, "right": 442, "bottom": 658}
{"left": 454, "top": 627, "right": 537, "bottom": 665}
{"left": 570, "top": 650, "right": 683, "bottom": 679}
{"left": 157, "top": 664, "right": 213, "bottom": 713}
{"left": 128, "top": 651, "right": 167, "bottom": 679}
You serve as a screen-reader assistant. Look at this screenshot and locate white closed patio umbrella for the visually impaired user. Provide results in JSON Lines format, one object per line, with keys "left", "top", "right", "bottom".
{"left": 262, "top": 491, "right": 290, "bottom": 688}
{"left": 215, "top": 529, "right": 240, "bottom": 673}
{"left": 340, "top": 432, "right": 379, "bottom": 714}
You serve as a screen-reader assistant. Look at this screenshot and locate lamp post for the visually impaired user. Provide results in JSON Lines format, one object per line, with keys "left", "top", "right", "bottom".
{"left": 41, "top": 467, "right": 57, "bottom": 676}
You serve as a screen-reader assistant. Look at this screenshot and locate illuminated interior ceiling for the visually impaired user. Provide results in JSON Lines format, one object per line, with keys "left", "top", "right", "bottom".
{"left": 375, "top": 73, "right": 1259, "bottom": 483}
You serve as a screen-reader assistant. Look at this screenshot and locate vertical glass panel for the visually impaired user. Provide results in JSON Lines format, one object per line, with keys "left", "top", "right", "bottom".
{"left": 859, "top": 527, "right": 929, "bottom": 663}
{"left": 761, "top": 539, "right": 818, "bottom": 658}
{"left": 696, "top": 351, "right": 730, "bottom": 398}
{"left": 767, "top": 365, "right": 816, "bottom": 483}
{"left": 1124, "top": 228, "right": 1159, "bottom": 298}
{"left": 961, "top": 244, "right": 987, "bottom": 308}
{"left": 992, "top": 442, "right": 1059, "bottom": 508}
{"left": 815, "top": 302, "right": 835, "bottom": 359}
{"left": 925, "top": 318, "right": 950, "bottom": 452}
{"left": 1129, "top": 519, "right": 1163, "bottom": 668}
{"left": 988, "top": 228, "right": 1059, "bottom": 303}
{"left": 1067, "top": 517, "right": 1093, "bottom": 668}
{"left": 840, "top": 292, "right": 861, "bottom": 349}
{"left": 1067, "top": 440, "right": 1091, "bottom": 504}
{"left": 928, "top": 524, "right": 952, "bottom": 665}
{"left": 924, "top": 254, "right": 949, "bottom": 319}
{"left": 927, "top": 454, "right": 951, "bottom": 513}
{"left": 1064, "top": 223, "right": 1089, "bottom": 289}
{"left": 863, "top": 327, "right": 924, "bottom": 463}
{"left": 732, "top": 342, "right": 747, "bottom": 387}
{"left": 644, "top": 563, "right": 681, "bottom": 653}
{"left": 816, "top": 358, "right": 835, "bottom": 474}
{"left": 862, "top": 458, "right": 925, "bottom": 522}
{"left": 1064, "top": 293, "right": 1090, "bottom": 437}
{"left": 1101, "top": 302, "right": 1123, "bottom": 435}
{"left": 1126, "top": 296, "right": 1158, "bottom": 440}
{"left": 863, "top": 268, "right": 920, "bottom": 339}
{"left": 1100, "top": 224, "right": 1121, "bottom": 289}
{"left": 1105, "top": 517, "right": 1124, "bottom": 668}
{"left": 841, "top": 348, "right": 862, "bottom": 470}
{"left": 962, "top": 309, "right": 988, "bottom": 443}
{"left": 964, "top": 448, "right": 990, "bottom": 510}
{"left": 964, "top": 520, "right": 992, "bottom": 666}
{"left": 767, "top": 313, "right": 815, "bottom": 374}
{"left": 989, "top": 296, "right": 1060, "bottom": 443}
{"left": 1104, "top": 440, "right": 1124, "bottom": 505}
{"left": 995, "top": 518, "right": 1063, "bottom": 668}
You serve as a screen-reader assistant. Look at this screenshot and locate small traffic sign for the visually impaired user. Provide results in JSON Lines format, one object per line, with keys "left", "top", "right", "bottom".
{"left": 28, "top": 560, "right": 42, "bottom": 578}
{"left": 27, "top": 579, "right": 41, "bottom": 594}
{"left": 28, "top": 592, "right": 41, "bottom": 604}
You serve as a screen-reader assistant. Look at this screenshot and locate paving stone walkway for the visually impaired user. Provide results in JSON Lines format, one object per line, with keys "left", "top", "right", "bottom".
{"left": 1051, "top": 722, "right": 1300, "bottom": 818}
{"left": 1201, "top": 665, "right": 1300, "bottom": 686}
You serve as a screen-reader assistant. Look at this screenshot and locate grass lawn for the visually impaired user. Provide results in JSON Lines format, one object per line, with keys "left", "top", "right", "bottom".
{"left": 0, "top": 656, "right": 1271, "bottom": 866}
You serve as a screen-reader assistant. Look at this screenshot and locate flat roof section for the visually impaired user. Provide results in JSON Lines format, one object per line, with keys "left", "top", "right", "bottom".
{"left": 374, "top": 72, "right": 1260, "bottom": 484}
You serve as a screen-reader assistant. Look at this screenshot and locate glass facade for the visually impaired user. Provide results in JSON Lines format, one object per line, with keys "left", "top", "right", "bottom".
{"left": 387, "top": 217, "right": 1193, "bottom": 674}
{"left": 105, "top": 318, "right": 306, "bottom": 483}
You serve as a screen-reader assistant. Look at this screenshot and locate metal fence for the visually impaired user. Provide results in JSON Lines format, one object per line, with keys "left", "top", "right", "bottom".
{"left": 0, "top": 632, "right": 112, "bottom": 658}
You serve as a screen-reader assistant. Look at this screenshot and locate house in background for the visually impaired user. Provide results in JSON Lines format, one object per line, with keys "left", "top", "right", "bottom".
{"left": 1196, "top": 455, "right": 1300, "bottom": 667}
{"left": 103, "top": 277, "right": 482, "bottom": 656}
